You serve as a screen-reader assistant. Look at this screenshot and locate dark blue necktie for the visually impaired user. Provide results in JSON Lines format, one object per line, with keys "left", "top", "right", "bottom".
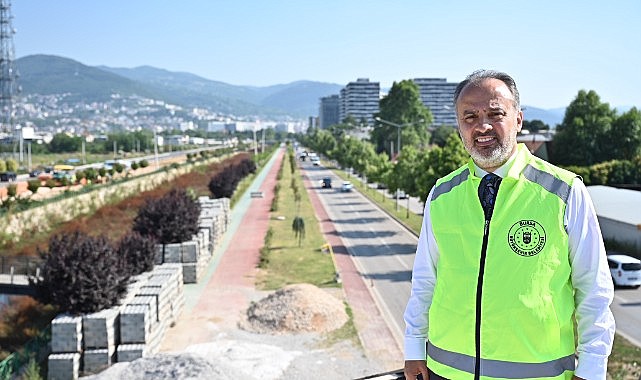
{"left": 478, "top": 173, "right": 502, "bottom": 219}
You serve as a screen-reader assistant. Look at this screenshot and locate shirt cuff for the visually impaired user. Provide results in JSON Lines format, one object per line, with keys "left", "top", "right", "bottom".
{"left": 575, "top": 351, "right": 608, "bottom": 379}
{"left": 404, "top": 337, "right": 427, "bottom": 360}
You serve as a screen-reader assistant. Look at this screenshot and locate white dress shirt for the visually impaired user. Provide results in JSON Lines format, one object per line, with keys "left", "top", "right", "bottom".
{"left": 403, "top": 158, "right": 616, "bottom": 379}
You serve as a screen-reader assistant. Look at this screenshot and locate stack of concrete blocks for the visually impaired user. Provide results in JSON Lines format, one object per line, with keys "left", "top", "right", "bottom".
{"left": 44, "top": 197, "right": 231, "bottom": 378}
{"left": 198, "top": 196, "right": 230, "bottom": 253}
{"left": 48, "top": 315, "right": 82, "bottom": 380}
{"left": 81, "top": 307, "right": 120, "bottom": 374}
{"left": 153, "top": 197, "right": 231, "bottom": 284}
{"left": 116, "top": 264, "right": 184, "bottom": 362}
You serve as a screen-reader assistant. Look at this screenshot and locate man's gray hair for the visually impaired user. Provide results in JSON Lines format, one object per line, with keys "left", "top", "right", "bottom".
{"left": 453, "top": 70, "right": 520, "bottom": 110}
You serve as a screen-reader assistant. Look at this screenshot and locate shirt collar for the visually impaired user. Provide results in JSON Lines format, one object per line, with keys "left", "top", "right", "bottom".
{"left": 474, "top": 149, "right": 518, "bottom": 179}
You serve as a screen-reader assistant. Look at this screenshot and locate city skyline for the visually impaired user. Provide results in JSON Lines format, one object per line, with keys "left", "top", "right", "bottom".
{"left": 11, "top": 0, "right": 641, "bottom": 110}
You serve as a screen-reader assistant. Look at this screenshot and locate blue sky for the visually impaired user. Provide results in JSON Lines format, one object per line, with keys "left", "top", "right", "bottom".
{"left": 11, "top": 0, "right": 641, "bottom": 110}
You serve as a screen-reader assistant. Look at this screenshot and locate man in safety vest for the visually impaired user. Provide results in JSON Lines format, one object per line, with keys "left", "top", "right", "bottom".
{"left": 403, "top": 70, "right": 615, "bottom": 380}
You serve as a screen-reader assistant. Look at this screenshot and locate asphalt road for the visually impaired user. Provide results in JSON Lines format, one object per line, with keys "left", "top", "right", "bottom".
{"left": 610, "top": 285, "right": 641, "bottom": 346}
{"left": 303, "top": 162, "right": 417, "bottom": 350}
{"left": 301, "top": 160, "right": 641, "bottom": 351}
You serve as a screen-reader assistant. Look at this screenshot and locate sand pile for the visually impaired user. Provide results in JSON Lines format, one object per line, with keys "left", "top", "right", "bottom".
{"left": 241, "top": 283, "right": 348, "bottom": 334}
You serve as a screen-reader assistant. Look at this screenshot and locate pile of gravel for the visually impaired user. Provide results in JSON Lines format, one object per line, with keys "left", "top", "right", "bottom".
{"left": 240, "top": 283, "right": 348, "bottom": 334}
{"left": 83, "top": 353, "right": 238, "bottom": 380}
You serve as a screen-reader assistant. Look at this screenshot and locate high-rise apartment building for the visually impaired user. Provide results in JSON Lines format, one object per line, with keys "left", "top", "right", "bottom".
{"left": 319, "top": 95, "right": 340, "bottom": 129}
{"left": 413, "top": 78, "right": 458, "bottom": 127}
{"left": 339, "top": 78, "right": 380, "bottom": 125}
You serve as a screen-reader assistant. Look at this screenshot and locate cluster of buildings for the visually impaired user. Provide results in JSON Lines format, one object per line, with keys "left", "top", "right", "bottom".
{"left": 317, "top": 77, "right": 459, "bottom": 129}
{"left": 0, "top": 93, "right": 303, "bottom": 148}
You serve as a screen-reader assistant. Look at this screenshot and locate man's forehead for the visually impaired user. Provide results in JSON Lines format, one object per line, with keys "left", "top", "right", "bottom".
{"left": 459, "top": 97, "right": 510, "bottom": 112}
{"left": 457, "top": 80, "right": 516, "bottom": 109}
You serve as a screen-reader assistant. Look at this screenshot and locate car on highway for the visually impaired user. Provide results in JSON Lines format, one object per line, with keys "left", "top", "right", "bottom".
{"left": 608, "top": 253, "right": 641, "bottom": 288}
{"left": 321, "top": 177, "right": 332, "bottom": 188}
{"left": 0, "top": 171, "right": 17, "bottom": 182}
{"left": 29, "top": 168, "right": 44, "bottom": 177}
{"left": 395, "top": 189, "right": 409, "bottom": 199}
{"left": 340, "top": 181, "right": 353, "bottom": 192}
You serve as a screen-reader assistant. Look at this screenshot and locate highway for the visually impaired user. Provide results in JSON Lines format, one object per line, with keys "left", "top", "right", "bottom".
{"left": 303, "top": 161, "right": 417, "bottom": 350}
{"left": 300, "top": 160, "right": 641, "bottom": 352}
{"left": 0, "top": 146, "right": 226, "bottom": 190}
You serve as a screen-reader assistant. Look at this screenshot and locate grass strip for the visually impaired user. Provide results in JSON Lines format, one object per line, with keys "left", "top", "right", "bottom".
{"left": 257, "top": 148, "right": 337, "bottom": 291}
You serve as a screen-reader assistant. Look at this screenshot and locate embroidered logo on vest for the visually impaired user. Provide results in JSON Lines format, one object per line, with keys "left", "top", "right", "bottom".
{"left": 508, "top": 220, "right": 546, "bottom": 257}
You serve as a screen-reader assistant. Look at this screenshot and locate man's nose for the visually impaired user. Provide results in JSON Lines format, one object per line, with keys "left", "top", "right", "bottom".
{"left": 476, "top": 116, "right": 493, "bottom": 132}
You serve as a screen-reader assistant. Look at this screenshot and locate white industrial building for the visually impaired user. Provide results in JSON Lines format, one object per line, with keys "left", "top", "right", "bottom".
{"left": 587, "top": 185, "right": 641, "bottom": 257}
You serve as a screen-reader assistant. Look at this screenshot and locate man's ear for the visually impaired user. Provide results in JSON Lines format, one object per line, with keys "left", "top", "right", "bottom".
{"left": 516, "top": 109, "right": 523, "bottom": 133}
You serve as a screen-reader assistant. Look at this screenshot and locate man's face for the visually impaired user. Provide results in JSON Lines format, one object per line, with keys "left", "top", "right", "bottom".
{"left": 456, "top": 78, "right": 523, "bottom": 172}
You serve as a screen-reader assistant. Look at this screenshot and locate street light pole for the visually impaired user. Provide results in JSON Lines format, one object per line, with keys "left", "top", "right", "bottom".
{"left": 374, "top": 117, "right": 423, "bottom": 159}
{"left": 374, "top": 117, "right": 424, "bottom": 212}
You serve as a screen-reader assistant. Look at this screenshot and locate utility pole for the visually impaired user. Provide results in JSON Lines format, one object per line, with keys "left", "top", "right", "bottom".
{"left": 0, "top": 0, "right": 20, "bottom": 151}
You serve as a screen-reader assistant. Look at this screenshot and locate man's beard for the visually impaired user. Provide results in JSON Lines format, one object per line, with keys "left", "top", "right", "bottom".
{"left": 463, "top": 132, "right": 516, "bottom": 170}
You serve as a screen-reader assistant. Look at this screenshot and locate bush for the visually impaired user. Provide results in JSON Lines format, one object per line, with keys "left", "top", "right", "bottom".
{"left": 208, "top": 158, "right": 257, "bottom": 199}
{"left": 5, "top": 158, "right": 18, "bottom": 172}
{"left": 114, "top": 163, "right": 125, "bottom": 174}
{"left": 139, "top": 159, "right": 149, "bottom": 168}
{"left": 84, "top": 168, "right": 98, "bottom": 182}
{"left": 6, "top": 184, "right": 17, "bottom": 198}
{"left": 75, "top": 170, "right": 86, "bottom": 182}
{"left": 132, "top": 188, "right": 201, "bottom": 244}
{"left": 98, "top": 167, "right": 106, "bottom": 178}
{"left": 27, "top": 180, "right": 40, "bottom": 194}
{"left": 208, "top": 167, "right": 238, "bottom": 198}
{"left": 116, "top": 232, "right": 157, "bottom": 276}
{"left": 131, "top": 161, "right": 139, "bottom": 170}
{"left": 31, "top": 231, "right": 130, "bottom": 315}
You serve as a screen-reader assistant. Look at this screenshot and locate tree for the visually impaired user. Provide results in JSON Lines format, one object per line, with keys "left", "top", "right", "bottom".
{"left": 371, "top": 80, "right": 433, "bottom": 155}
{"left": 364, "top": 152, "right": 392, "bottom": 187}
{"left": 31, "top": 231, "right": 130, "bottom": 314}
{"left": 48, "top": 133, "right": 82, "bottom": 153}
{"left": 551, "top": 90, "right": 615, "bottom": 166}
{"left": 116, "top": 232, "right": 157, "bottom": 276}
{"left": 132, "top": 189, "right": 201, "bottom": 244}
{"left": 608, "top": 107, "right": 641, "bottom": 160}
{"left": 292, "top": 216, "right": 305, "bottom": 247}
{"left": 430, "top": 125, "right": 457, "bottom": 147}
{"left": 417, "top": 133, "right": 468, "bottom": 202}
{"left": 391, "top": 145, "right": 421, "bottom": 198}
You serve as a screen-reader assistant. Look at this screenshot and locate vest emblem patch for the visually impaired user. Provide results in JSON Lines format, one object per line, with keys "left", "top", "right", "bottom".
{"left": 508, "top": 220, "right": 546, "bottom": 257}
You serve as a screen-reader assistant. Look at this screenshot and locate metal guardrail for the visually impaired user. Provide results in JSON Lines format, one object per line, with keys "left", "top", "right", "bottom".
{"left": 0, "top": 257, "right": 41, "bottom": 294}
{"left": 0, "top": 256, "right": 42, "bottom": 276}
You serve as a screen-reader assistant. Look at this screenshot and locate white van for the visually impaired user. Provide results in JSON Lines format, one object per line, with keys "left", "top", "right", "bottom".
{"left": 608, "top": 254, "right": 641, "bottom": 288}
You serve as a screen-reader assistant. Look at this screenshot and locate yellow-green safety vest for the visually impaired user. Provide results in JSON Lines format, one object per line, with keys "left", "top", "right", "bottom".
{"left": 428, "top": 144, "right": 578, "bottom": 380}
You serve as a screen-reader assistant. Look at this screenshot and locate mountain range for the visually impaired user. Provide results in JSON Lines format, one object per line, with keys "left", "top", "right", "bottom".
{"left": 15, "top": 54, "right": 566, "bottom": 125}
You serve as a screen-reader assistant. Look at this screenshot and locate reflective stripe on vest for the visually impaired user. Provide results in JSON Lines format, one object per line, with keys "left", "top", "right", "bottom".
{"left": 428, "top": 341, "right": 575, "bottom": 378}
{"left": 431, "top": 163, "right": 571, "bottom": 204}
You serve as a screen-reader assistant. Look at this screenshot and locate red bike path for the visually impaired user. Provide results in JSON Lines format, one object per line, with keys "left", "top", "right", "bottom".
{"left": 161, "top": 147, "right": 403, "bottom": 371}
